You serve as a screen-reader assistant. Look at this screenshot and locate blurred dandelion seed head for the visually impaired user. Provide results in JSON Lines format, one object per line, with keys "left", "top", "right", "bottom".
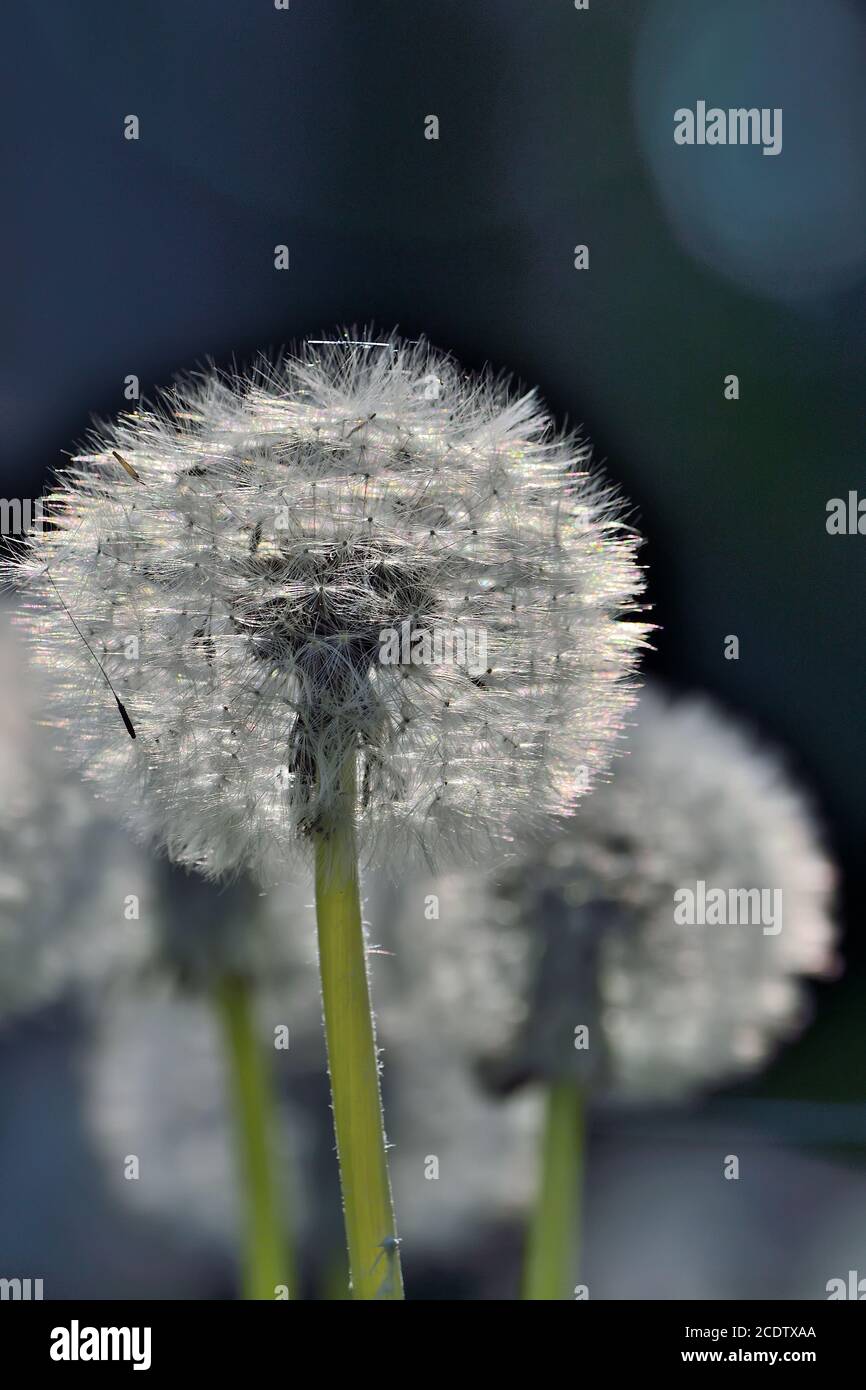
{"left": 86, "top": 955, "right": 537, "bottom": 1264}
{"left": 148, "top": 858, "right": 319, "bottom": 1001}
{"left": 364, "top": 871, "right": 541, "bottom": 1245}
{"left": 86, "top": 991, "right": 309, "bottom": 1247}
{"left": 6, "top": 334, "right": 647, "bottom": 882}
{"left": 407, "top": 688, "right": 839, "bottom": 1101}
{"left": 0, "top": 609, "right": 151, "bottom": 1017}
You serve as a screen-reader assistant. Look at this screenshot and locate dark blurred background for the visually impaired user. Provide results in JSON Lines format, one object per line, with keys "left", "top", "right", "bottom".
{"left": 2, "top": 0, "right": 865, "bottom": 1298}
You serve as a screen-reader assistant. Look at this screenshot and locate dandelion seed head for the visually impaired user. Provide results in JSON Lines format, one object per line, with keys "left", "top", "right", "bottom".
{"left": 7, "top": 335, "right": 647, "bottom": 881}
{"left": 399, "top": 688, "right": 839, "bottom": 1100}
{"left": 147, "top": 859, "right": 319, "bottom": 1002}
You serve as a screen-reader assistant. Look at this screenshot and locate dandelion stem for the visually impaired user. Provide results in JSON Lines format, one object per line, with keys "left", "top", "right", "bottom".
{"left": 214, "top": 973, "right": 291, "bottom": 1300}
{"left": 314, "top": 757, "right": 404, "bottom": 1300}
{"left": 523, "top": 1081, "right": 584, "bottom": 1300}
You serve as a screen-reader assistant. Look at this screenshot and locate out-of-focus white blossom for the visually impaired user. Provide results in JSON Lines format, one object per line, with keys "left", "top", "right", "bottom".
{"left": 0, "top": 610, "right": 150, "bottom": 1019}
{"left": 5, "top": 334, "right": 647, "bottom": 882}
{"left": 343, "top": 867, "right": 539, "bottom": 1247}
{"left": 371, "top": 869, "right": 530, "bottom": 1062}
{"left": 86, "top": 990, "right": 309, "bottom": 1249}
{"left": 85, "top": 950, "right": 538, "bottom": 1268}
{"left": 382, "top": 995, "right": 540, "bottom": 1252}
{"left": 145, "top": 860, "right": 321, "bottom": 1012}
{"left": 386, "top": 688, "right": 839, "bottom": 1101}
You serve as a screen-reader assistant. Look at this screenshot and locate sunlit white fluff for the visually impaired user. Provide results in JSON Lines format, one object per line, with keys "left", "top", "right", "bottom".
{"left": 0, "top": 610, "right": 149, "bottom": 1018}
{"left": 0, "top": 604, "right": 312, "bottom": 1018}
{"left": 391, "top": 688, "right": 839, "bottom": 1100}
{"left": 5, "top": 334, "right": 647, "bottom": 882}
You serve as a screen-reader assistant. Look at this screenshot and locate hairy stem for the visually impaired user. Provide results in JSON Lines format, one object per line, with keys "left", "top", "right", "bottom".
{"left": 523, "top": 1081, "right": 584, "bottom": 1300}
{"left": 214, "top": 973, "right": 292, "bottom": 1300}
{"left": 314, "top": 757, "right": 404, "bottom": 1300}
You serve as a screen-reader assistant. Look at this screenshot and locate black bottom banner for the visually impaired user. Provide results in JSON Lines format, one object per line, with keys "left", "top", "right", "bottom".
{"left": 1, "top": 1299, "right": 861, "bottom": 1375}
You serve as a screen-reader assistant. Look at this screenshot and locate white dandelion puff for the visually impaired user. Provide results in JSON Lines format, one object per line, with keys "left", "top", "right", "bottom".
{"left": 4, "top": 333, "right": 648, "bottom": 883}
{"left": 397, "top": 686, "right": 839, "bottom": 1101}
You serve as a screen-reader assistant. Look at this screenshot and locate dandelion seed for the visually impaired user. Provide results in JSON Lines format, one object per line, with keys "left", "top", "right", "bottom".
{"left": 111, "top": 450, "right": 142, "bottom": 483}
{"left": 40, "top": 568, "right": 137, "bottom": 738}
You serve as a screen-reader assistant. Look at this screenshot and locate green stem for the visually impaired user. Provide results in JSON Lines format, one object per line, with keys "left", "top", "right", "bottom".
{"left": 214, "top": 973, "right": 292, "bottom": 1300}
{"left": 314, "top": 758, "right": 404, "bottom": 1300}
{"left": 523, "top": 1081, "right": 585, "bottom": 1300}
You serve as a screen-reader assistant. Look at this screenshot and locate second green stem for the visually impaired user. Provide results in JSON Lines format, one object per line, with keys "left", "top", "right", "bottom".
{"left": 215, "top": 973, "right": 293, "bottom": 1300}
{"left": 523, "top": 1080, "right": 585, "bottom": 1300}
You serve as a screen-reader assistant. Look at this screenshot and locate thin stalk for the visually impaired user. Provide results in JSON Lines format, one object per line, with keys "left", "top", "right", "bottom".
{"left": 314, "top": 756, "right": 404, "bottom": 1299}
{"left": 214, "top": 973, "right": 292, "bottom": 1300}
{"left": 523, "top": 1080, "right": 585, "bottom": 1300}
